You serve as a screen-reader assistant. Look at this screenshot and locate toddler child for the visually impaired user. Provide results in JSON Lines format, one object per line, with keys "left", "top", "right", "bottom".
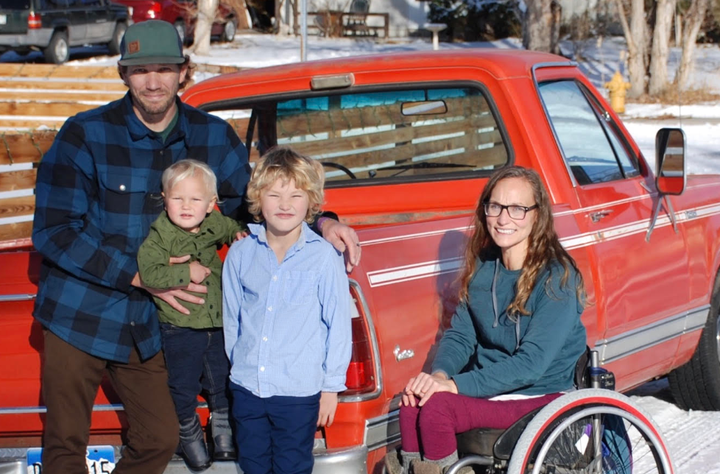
{"left": 137, "top": 159, "right": 244, "bottom": 471}
{"left": 222, "top": 147, "right": 352, "bottom": 474}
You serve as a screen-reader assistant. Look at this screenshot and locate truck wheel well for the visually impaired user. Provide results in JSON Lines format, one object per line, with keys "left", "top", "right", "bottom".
{"left": 668, "top": 266, "right": 720, "bottom": 410}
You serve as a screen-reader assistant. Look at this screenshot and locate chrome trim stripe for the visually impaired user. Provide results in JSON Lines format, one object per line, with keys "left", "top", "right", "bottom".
{"left": 361, "top": 226, "right": 470, "bottom": 247}
{"left": 367, "top": 258, "right": 463, "bottom": 288}
{"left": 0, "top": 401, "right": 210, "bottom": 416}
{"left": 0, "top": 294, "right": 36, "bottom": 302}
{"left": 364, "top": 409, "right": 400, "bottom": 451}
{"left": 339, "top": 279, "right": 383, "bottom": 403}
{"left": 0, "top": 404, "right": 124, "bottom": 415}
{"left": 595, "top": 305, "right": 710, "bottom": 364}
{"left": 357, "top": 202, "right": 720, "bottom": 286}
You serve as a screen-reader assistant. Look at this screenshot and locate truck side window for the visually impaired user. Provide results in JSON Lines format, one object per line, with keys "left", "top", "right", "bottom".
{"left": 538, "top": 80, "right": 635, "bottom": 186}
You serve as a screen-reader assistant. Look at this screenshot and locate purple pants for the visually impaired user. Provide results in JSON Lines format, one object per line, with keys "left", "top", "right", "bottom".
{"left": 400, "top": 392, "right": 562, "bottom": 460}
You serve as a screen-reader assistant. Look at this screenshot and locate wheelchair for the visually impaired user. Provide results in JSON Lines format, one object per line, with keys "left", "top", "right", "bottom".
{"left": 405, "top": 350, "right": 675, "bottom": 474}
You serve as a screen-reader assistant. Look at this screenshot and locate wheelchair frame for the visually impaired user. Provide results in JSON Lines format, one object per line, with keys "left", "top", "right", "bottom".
{"left": 444, "top": 351, "right": 675, "bottom": 474}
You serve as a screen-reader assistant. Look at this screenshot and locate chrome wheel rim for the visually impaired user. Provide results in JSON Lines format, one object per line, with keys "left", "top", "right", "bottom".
{"left": 225, "top": 21, "right": 235, "bottom": 40}
{"left": 56, "top": 39, "right": 68, "bottom": 62}
{"left": 175, "top": 23, "right": 185, "bottom": 43}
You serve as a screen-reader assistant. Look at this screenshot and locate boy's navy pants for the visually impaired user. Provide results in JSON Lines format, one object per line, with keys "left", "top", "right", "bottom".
{"left": 230, "top": 382, "right": 320, "bottom": 474}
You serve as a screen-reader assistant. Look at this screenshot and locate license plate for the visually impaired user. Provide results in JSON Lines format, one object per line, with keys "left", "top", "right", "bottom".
{"left": 0, "top": 15, "right": 7, "bottom": 25}
{"left": 27, "top": 446, "right": 115, "bottom": 474}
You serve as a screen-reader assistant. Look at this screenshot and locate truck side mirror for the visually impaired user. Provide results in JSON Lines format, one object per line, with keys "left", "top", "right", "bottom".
{"left": 655, "top": 128, "right": 686, "bottom": 195}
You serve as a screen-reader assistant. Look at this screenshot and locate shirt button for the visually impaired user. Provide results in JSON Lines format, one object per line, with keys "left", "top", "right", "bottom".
{"left": 260, "top": 366, "right": 265, "bottom": 372}
{"left": 272, "top": 275, "right": 278, "bottom": 281}
{"left": 262, "top": 336, "right": 268, "bottom": 342}
{"left": 267, "top": 306, "right": 272, "bottom": 311}
{"left": 130, "top": 321, "right": 135, "bottom": 327}
{"left": 119, "top": 184, "right": 126, "bottom": 191}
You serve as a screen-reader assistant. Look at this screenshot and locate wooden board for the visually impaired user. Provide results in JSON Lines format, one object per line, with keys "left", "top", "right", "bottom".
{"left": 0, "top": 132, "right": 56, "bottom": 165}
{"left": 0, "top": 64, "right": 120, "bottom": 79}
{"left": 0, "top": 195, "right": 35, "bottom": 219}
{"left": 0, "top": 101, "right": 98, "bottom": 117}
{"left": 0, "top": 221, "right": 32, "bottom": 244}
{"left": 0, "top": 169, "right": 36, "bottom": 192}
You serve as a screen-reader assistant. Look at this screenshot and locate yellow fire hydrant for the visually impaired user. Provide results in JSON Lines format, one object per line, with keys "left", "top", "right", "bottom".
{"left": 604, "top": 71, "right": 631, "bottom": 114}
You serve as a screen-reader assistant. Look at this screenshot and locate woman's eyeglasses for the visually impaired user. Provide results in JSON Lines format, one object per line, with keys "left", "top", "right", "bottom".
{"left": 483, "top": 202, "right": 538, "bottom": 220}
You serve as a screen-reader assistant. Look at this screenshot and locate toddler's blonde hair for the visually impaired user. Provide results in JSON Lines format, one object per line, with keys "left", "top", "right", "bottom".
{"left": 162, "top": 159, "right": 218, "bottom": 200}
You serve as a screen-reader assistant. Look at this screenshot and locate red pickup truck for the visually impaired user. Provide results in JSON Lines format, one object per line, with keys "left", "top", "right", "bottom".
{"left": 1, "top": 50, "right": 718, "bottom": 474}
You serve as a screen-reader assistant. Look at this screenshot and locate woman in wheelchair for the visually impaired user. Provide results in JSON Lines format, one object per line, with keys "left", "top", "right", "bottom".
{"left": 386, "top": 166, "right": 587, "bottom": 474}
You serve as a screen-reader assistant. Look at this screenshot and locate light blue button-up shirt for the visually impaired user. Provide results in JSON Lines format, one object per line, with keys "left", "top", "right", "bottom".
{"left": 222, "top": 222, "right": 352, "bottom": 398}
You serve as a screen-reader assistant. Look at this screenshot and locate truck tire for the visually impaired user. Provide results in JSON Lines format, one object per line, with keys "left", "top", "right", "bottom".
{"left": 221, "top": 19, "right": 236, "bottom": 42}
{"left": 668, "top": 278, "right": 720, "bottom": 410}
{"left": 43, "top": 31, "right": 69, "bottom": 64}
{"left": 108, "top": 22, "right": 126, "bottom": 56}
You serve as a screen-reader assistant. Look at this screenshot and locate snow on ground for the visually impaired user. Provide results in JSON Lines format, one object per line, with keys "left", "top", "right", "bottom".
{"left": 2, "top": 32, "right": 720, "bottom": 472}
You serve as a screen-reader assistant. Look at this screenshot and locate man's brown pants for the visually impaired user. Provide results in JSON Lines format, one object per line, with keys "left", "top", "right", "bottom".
{"left": 41, "top": 330, "right": 179, "bottom": 474}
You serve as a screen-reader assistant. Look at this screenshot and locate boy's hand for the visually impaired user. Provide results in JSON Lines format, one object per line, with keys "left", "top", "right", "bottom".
{"left": 317, "top": 392, "right": 338, "bottom": 427}
{"left": 131, "top": 255, "right": 208, "bottom": 315}
{"left": 320, "top": 219, "right": 361, "bottom": 273}
{"left": 189, "top": 260, "right": 211, "bottom": 284}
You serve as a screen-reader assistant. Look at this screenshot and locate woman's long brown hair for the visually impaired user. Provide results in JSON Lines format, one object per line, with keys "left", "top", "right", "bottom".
{"left": 458, "top": 166, "right": 585, "bottom": 315}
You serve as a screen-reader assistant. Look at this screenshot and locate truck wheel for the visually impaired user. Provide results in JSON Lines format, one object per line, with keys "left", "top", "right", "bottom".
{"left": 108, "top": 22, "right": 126, "bottom": 56}
{"left": 221, "top": 19, "right": 236, "bottom": 42}
{"left": 668, "top": 279, "right": 720, "bottom": 410}
{"left": 174, "top": 21, "right": 187, "bottom": 45}
{"left": 43, "top": 31, "right": 69, "bottom": 64}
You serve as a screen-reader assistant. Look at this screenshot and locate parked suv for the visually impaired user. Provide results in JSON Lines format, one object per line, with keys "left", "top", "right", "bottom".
{"left": 113, "top": 0, "right": 238, "bottom": 45}
{"left": 0, "top": 0, "right": 131, "bottom": 64}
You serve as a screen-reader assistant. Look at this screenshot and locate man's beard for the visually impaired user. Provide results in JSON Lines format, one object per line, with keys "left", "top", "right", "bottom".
{"left": 131, "top": 87, "right": 178, "bottom": 118}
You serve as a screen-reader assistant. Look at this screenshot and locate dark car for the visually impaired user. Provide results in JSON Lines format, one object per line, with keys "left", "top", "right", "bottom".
{"left": 0, "top": 0, "right": 131, "bottom": 64}
{"left": 112, "top": 0, "right": 237, "bottom": 45}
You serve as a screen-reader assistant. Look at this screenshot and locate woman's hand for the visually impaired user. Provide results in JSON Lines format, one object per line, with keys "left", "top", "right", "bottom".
{"left": 317, "top": 392, "right": 338, "bottom": 427}
{"left": 401, "top": 372, "right": 458, "bottom": 407}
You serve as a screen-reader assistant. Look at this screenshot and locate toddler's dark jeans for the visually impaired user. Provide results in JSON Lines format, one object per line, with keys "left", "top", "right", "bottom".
{"left": 160, "top": 324, "right": 230, "bottom": 421}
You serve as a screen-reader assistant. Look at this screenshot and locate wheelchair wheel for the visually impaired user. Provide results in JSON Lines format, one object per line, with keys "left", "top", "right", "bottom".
{"left": 507, "top": 389, "right": 674, "bottom": 474}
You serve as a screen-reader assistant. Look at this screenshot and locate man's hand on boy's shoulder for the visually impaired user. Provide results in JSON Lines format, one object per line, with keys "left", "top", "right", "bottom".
{"left": 320, "top": 219, "right": 361, "bottom": 273}
{"left": 132, "top": 255, "right": 209, "bottom": 315}
{"left": 317, "top": 392, "right": 339, "bottom": 428}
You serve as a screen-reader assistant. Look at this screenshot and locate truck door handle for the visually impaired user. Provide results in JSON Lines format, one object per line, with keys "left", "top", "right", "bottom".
{"left": 588, "top": 210, "right": 613, "bottom": 223}
{"left": 394, "top": 345, "right": 415, "bottom": 362}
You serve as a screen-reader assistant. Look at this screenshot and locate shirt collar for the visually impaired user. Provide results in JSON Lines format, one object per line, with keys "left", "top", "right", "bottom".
{"left": 247, "top": 221, "right": 321, "bottom": 251}
{"left": 122, "top": 93, "right": 187, "bottom": 144}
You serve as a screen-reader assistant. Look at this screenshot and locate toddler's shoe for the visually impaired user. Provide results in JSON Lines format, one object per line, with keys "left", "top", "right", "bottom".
{"left": 210, "top": 408, "right": 237, "bottom": 461}
{"left": 179, "top": 414, "right": 212, "bottom": 472}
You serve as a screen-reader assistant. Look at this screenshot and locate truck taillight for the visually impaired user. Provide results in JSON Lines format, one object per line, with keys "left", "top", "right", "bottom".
{"left": 148, "top": 2, "right": 161, "bottom": 18}
{"left": 343, "top": 288, "right": 377, "bottom": 396}
{"left": 27, "top": 12, "right": 41, "bottom": 29}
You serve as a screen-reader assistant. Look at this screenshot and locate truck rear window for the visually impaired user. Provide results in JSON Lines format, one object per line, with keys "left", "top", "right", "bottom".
{"left": 211, "top": 86, "right": 509, "bottom": 186}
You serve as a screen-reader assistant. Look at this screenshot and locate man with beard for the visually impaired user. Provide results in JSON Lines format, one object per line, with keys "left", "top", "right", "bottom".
{"left": 32, "top": 20, "right": 360, "bottom": 474}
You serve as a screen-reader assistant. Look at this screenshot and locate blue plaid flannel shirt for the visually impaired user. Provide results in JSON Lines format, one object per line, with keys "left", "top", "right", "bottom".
{"left": 32, "top": 93, "right": 251, "bottom": 362}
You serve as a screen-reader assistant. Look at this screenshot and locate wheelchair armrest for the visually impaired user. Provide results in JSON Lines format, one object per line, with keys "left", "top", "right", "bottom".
{"left": 492, "top": 405, "right": 544, "bottom": 460}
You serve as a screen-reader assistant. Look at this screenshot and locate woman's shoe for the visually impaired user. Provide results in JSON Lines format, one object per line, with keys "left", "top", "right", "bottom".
{"left": 410, "top": 459, "right": 442, "bottom": 474}
{"left": 384, "top": 449, "right": 405, "bottom": 474}
{"left": 179, "top": 414, "right": 212, "bottom": 472}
